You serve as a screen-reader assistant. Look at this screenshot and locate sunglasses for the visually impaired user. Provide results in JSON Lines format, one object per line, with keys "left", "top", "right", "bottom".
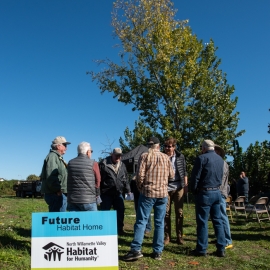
{"left": 62, "top": 144, "right": 67, "bottom": 147}
{"left": 164, "top": 145, "right": 174, "bottom": 148}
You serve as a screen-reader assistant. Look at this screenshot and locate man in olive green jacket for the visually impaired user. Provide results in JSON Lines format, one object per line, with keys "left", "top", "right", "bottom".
{"left": 41, "top": 136, "right": 70, "bottom": 212}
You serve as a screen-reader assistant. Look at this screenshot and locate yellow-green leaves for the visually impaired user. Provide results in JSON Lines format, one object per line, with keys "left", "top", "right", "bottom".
{"left": 90, "top": 0, "right": 243, "bottom": 163}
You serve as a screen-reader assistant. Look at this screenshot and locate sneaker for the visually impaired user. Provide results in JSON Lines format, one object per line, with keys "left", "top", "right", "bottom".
{"left": 225, "top": 244, "right": 233, "bottom": 249}
{"left": 123, "top": 250, "right": 143, "bottom": 261}
{"left": 118, "top": 230, "right": 126, "bottom": 236}
{"left": 215, "top": 250, "right": 225, "bottom": 257}
{"left": 152, "top": 252, "right": 162, "bottom": 260}
{"left": 190, "top": 249, "right": 207, "bottom": 257}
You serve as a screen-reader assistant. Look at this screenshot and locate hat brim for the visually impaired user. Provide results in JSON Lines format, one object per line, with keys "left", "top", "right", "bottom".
{"left": 113, "top": 152, "right": 123, "bottom": 155}
{"left": 64, "top": 142, "right": 71, "bottom": 145}
{"left": 214, "top": 144, "right": 225, "bottom": 158}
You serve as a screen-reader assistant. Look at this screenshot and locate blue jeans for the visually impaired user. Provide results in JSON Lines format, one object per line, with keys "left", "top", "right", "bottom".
{"left": 131, "top": 194, "right": 167, "bottom": 254}
{"left": 221, "top": 195, "right": 232, "bottom": 245}
{"left": 195, "top": 190, "right": 225, "bottom": 253}
{"left": 67, "top": 202, "right": 97, "bottom": 211}
{"left": 60, "top": 194, "right": 67, "bottom": 212}
{"left": 134, "top": 191, "right": 152, "bottom": 232}
{"left": 44, "top": 193, "right": 63, "bottom": 212}
{"left": 100, "top": 193, "right": 125, "bottom": 232}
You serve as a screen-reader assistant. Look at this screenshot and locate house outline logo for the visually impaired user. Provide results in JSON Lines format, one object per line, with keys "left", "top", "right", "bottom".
{"left": 42, "top": 242, "right": 64, "bottom": 261}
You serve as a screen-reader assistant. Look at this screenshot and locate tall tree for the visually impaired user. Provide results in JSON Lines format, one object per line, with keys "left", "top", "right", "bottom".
{"left": 229, "top": 141, "right": 270, "bottom": 196}
{"left": 119, "top": 118, "right": 158, "bottom": 152}
{"left": 243, "top": 141, "right": 270, "bottom": 195}
{"left": 90, "top": 0, "right": 244, "bottom": 161}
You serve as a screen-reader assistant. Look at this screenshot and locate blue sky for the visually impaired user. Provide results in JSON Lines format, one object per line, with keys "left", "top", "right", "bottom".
{"left": 1, "top": 0, "right": 269, "bottom": 180}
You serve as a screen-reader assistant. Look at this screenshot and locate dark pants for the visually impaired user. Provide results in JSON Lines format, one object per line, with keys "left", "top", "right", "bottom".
{"left": 100, "top": 193, "right": 125, "bottom": 233}
{"left": 44, "top": 193, "right": 63, "bottom": 212}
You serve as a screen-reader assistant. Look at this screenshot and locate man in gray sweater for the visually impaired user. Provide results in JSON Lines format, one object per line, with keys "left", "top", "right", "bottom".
{"left": 67, "top": 141, "right": 101, "bottom": 211}
{"left": 214, "top": 144, "right": 233, "bottom": 249}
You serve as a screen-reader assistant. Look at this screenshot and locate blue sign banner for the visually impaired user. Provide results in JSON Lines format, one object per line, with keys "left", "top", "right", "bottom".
{"left": 32, "top": 211, "right": 117, "bottom": 237}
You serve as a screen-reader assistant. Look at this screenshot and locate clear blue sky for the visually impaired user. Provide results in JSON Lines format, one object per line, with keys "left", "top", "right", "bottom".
{"left": 1, "top": 0, "right": 269, "bottom": 180}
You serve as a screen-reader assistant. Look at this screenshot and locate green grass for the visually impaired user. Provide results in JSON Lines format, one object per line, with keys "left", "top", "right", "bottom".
{"left": 1, "top": 195, "right": 270, "bottom": 269}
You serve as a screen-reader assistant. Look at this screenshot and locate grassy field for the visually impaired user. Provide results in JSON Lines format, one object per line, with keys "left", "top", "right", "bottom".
{"left": 1, "top": 195, "right": 270, "bottom": 270}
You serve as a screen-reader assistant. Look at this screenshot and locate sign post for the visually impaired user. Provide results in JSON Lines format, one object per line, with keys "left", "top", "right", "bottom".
{"left": 31, "top": 211, "right": 118, "bottom": 269}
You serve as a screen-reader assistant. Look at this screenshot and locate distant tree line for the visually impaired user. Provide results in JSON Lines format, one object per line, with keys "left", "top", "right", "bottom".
{"left": 228, "top": 140, "right": 270, "bottom": 196}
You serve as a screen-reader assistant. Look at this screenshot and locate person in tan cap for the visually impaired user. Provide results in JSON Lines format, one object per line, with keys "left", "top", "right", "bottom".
{"left": 190, "top": 139, "right": 226, "bottom": 257}
{"left": 99, "top": 147, "right": 131, "bottom": 235}
{"left": 41, "top": 136, "right": 71, "bottom": 212}
{"left": 214, "top": 144, "right": 233, "bottom": 249}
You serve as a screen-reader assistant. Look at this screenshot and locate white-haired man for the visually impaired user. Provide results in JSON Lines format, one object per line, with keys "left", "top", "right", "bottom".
{"left": 123, "top": 137, "right": 174, "bottom": 261}
{"left": 41, "top": 136, "right": 71, "bottom": 212}
{"left": 67, "top": 142, "right": 101, "bottom": 211}
{"left": 214, "top": 144, "right": 233, "bottom": 249}
{"left": 190, "top": 139, "right": 226, "bottom": 257}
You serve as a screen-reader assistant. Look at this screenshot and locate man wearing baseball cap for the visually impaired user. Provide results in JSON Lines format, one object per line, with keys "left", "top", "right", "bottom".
{"left": 190, "top": 139, "right": 226, "bottom": 257}
{"left": 41, "top": 136, "right": 71, "bottom": 212}
{"left": 99, "top": 147, "right": 131, "bottom": 235}
{"left": 123, "top": 137, "right": 174, "bottom": 261}
{"left": 214, "top": 144, "right": 233, "bottom": 249}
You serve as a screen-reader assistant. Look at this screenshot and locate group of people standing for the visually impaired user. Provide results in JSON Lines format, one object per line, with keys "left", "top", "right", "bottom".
{"left": 40, "top": 136, "right": 130, "bottom": 236}
{"left": 40, "top": 135, "right": 238, "bottom": 261}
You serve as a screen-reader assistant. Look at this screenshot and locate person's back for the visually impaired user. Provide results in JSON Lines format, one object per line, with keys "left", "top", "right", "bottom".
{"left": 191, "top": 150, "right": 224, "bottom": 192}
{"left": 67, "top": 141, "right": 100, "bottom": 212}
{"left": 67, "top": 155, "right": 96, "bottom": 204}
{"left": 124, "top": 137, "right": 174, "bottom": 261}
{"left": 190, "top": 139, "right": 226, "bottom": 257}
{"left": 137, "top": 150, "right": 173, "bottom": 198}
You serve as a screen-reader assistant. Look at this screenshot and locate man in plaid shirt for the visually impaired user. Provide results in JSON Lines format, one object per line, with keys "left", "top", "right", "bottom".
{"left": 123, "top": 137, "right": 174, "bottom": 261}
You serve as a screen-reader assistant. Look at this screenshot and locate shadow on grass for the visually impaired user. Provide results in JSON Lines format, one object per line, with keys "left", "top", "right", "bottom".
{"left": 14, "top": 227, "right": 31, "bottom": 238}
{"left": 0, "top": 234, "right": 31, "bottom": 254}
{"left": 1, "top": 195, "right": 43, "bottom": 200}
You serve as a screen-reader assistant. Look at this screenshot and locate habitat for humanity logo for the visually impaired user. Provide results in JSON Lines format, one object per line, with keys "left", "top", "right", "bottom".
{"left": 43, "top": 242, "right": 64, "bottom": 261}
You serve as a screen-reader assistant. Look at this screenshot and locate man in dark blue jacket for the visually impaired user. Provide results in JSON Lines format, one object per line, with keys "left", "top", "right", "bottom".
{"left": 190, "top": 139, "right": 226, "bottom": 257}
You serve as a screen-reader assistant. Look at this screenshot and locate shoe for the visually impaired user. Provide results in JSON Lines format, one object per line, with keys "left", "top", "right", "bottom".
{"left": 177, "top": 238, "right": 184, "bottom": 245}
{"left": 215, "top": 250, "right": 225, "bottom": 257}
{"left": 118, "top": 230, "right": 126, "bottom": 236}
{"left": 225, "top": 244, "right": 233, "bottom": 249}
{"left": 164, "top": 236, "right": 170, "bottom": 245}
{"left": 190, "top": 249, "right": 207, "bottom": 257}
{"left": 123, "top": 250, "right": 143, "bottom": 261}
{"left": 152, "top": 252, "right": 162, "bottom": 260}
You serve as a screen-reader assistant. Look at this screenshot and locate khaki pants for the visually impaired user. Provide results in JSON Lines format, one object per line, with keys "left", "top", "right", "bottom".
{"left": 164, "top": 187, "right": 184, "bottom": 241}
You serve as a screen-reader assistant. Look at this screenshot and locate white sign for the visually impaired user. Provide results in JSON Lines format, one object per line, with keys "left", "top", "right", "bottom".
{"left": 31, "top": 211, "right": 118, "bottom": 269}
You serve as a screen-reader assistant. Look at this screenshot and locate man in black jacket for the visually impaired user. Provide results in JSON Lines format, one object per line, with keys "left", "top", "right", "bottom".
{"left": 163, "top": 137, "right": 188, "bottom": 245}
{"left": 99, "top": 148, "right": 131, "bottom": 235}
